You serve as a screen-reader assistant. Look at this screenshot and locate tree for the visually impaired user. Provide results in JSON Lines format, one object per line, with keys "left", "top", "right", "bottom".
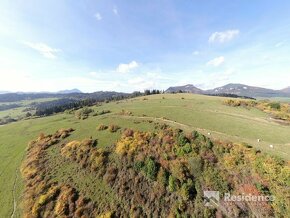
{"left": 144, "top": 157, "right": 158, "bottom": 180}
{"left": 168, "top": 175, "right": 177, "bottom": 192}
{"left": 144, "top": 90, "right": 151, "bottom": 95}
{"left": 25, "top": 112, "right": 32, "bottom": 117}
{"left": 157, "top": 167, "right": 168, "bottom": 187}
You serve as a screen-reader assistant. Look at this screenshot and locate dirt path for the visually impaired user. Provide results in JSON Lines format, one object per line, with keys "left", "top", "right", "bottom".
{"left": 10, "top": 154, "right": 25, "bottom": 218}
{"left": 10, "top": 168, "right": 18, "bottom": 218}
{"left": 110, "top": 114, "right": 231, "bottom": 138}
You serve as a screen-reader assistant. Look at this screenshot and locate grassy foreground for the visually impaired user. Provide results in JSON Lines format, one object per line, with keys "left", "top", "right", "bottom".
{"left": 0, "top": 93, "right": 289, "bottom": 217}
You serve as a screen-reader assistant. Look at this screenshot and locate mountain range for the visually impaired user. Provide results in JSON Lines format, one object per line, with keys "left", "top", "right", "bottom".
{"left": 56, "top": 89, "right": 82, "bottom": 94}
{"left": 1, "top": 84, "right": 290, "bottom": 99}
{"left": 281, "top": 86, "right": 290, "bottom": 93}
{"left": 166, "top": 83, "right": 290, "bottom": 98}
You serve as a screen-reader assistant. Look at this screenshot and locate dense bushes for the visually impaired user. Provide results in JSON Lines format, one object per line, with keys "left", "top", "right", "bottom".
{"left": 61, "top": 139, "right": 108, "bottom": 170}
{"left": 268, "top": 102, "right": 281, "bottom": 110}
{"left": 223, "top": 99, "right": 257, "bottom": 107}
{"left": 19, "top": 128, "right": 101, "bottom": 218}
{"left": 75, "top": 107, "right": 94, "bottom": 119}
{"left": 112, "top": 126, "right": 289, "bottom": 217}
{"left": 21, "top": 124, "right": 290, "bottom": 217}
{"left": 108, "top": 124, "right": 120, "bottom": 133}
{"left": 97, "top": 124, "right": 108, "bottom": 131}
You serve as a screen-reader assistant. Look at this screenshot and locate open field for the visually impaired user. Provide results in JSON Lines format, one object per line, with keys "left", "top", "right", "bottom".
{"left": 0, "top": 93, "right": 289, "bottom": 217}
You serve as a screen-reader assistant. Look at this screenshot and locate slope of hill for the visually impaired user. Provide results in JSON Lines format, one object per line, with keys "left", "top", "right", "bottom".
{"left": 20, "top": 125, "right": 289, "bottom": 217}
{"left": 165, "top": 83, "right": 290, "bottom": 98}
{"left": 206, "top": 83, "right": 289, "bottom": 98}
{"left": 0, "top": 94, "right": 289, "bottom": 217}
{"left": 165, "top": 84, "right": 203, "bottom": 94}
{"left": 281, "top": 86, "right": 290, "bottom": 93}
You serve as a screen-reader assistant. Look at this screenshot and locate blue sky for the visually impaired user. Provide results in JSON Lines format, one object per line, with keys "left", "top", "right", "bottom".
{"left": 0, "top": 0, "right": 290, "bottom": 92}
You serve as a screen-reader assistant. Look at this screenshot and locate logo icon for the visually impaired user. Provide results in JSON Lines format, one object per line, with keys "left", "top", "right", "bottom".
{"left": 204, "top": 191, "right": 220, "bottom": 207}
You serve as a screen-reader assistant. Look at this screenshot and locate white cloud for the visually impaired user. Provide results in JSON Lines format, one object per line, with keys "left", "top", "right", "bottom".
{"left": 94, "top": 13, "right": 102, "bottom": 21}
{"left": 196, "top": 68, "right": 236, "bottom": 90}
{"left": 23, "top": 42, "right": 61, "bottom": 59}
{"left": 193, "top": 50, "right": 199, "bottom": 55}
{"left": 128, "top": 77, "right": 155, "bottom": 90}
{"left": 209, "top": 29, "right": 240, "bottom": 43}
{"left": 116, "top": 61, "right": 139, "bottom": 73}
{"left": 207, "top": 56, "right": 225, "bottom": 67}
{"left": 113, "top": 6, "right": 118, "bottom": 15}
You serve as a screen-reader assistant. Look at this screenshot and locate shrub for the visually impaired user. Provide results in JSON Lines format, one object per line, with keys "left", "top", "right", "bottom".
{"left": 38, "top": 132, "right": 46, "bottom": 141}
{"left": 191, "top": 130, "right": 199, "bottom": 139}
{"left": 183, "top": 143, "right": 192, "bottom": 153}
{"left": 180, "top": 179, "right": 195, "bottom": 200}
{"left": 123, "top": 128, "right": 134, "bottom": 137}
{"left": 108, "top": 124, "right": 120, "bottom": 133}
{"left": 97, "top": 124, "right": 108, "bottom": 131}
{"left": 188, "top": 156, "right": 203, "bottom": 178}
{"left": 203, "top": 166, "right": 229, "bottom": 194}
{"left": 25, "top": 112, "right": 32, "bottom": 117}
{"left": 93, "top": 110, "right": 111, "bottom": 116}
{"left": 134, "top": 161, "right": 144, "bottom": 171}
{"left": 175, "top": 143, "right": 193, "bottom": 156}
{"left": 96, "top": 212, "right": 114, "bottom": 218}
{"left": 168, "top": 175, "right": 177, "bottom": 192}
{"left": 177, "top": 133, "right": 189, "bottom": 146}
{"left": 268, "top": 102, "right": 281, "bottom": 110}
{"left": 75, "top": 107, "right": 94, "bottom": 119}
{"left": 119, "top": 109, "right": 133, "bottom": 116}
{"left": 180, "top": 183, "right": 190, "bottom": 200}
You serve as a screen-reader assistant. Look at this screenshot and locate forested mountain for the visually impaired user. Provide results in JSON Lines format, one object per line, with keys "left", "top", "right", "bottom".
{"left": 166, "top": 84, "right": 203, "bottom": 94}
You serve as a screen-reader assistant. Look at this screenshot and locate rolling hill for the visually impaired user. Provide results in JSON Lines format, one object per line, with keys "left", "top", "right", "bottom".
{"left": 206, "top": 83, "right": 290, "bottom": 98}
{"left": 0, "top": 93, "right": 289, "bottom": 217}
{"left": 57, "top": 88, "right": 83, "bottom": 94}
{"left": 166, "top": 83, "right": 290, "bottom": 98}
{"left": 281, "top": 86, "right": 290, "bottom": 93}
{"left": 165, "top": 84, "right": 203, "bottom": 94}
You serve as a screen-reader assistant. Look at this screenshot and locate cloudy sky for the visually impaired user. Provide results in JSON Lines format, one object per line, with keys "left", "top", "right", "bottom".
{"left": 0, "top": 0, "right": 290, "bottom": 92}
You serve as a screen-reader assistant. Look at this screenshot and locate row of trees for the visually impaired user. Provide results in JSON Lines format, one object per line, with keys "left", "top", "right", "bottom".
{"left": 34, "top": 90, "right": 164, "bottom": 117}
{"left": 144, "top": 89, "right": 164, "bottom": 95}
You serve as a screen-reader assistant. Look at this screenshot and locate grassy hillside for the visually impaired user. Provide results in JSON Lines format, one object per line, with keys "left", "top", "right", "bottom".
{"left": 0, "top": 93, "right": 289, "bottom": 217}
